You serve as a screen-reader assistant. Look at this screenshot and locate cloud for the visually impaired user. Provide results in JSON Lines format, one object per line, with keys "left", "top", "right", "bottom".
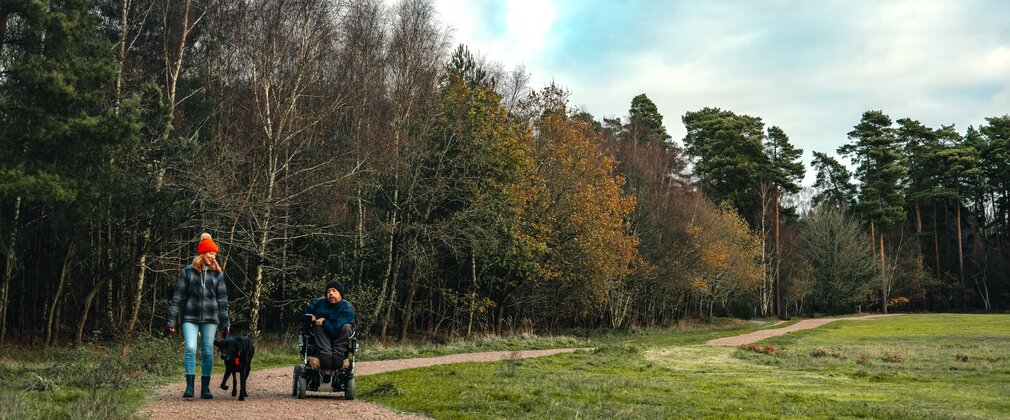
{"left": 434, "top": 0, "right": 556, "bottom": 69}
{"left": 434, "top": 0, "right": 1010, "bottom": 184}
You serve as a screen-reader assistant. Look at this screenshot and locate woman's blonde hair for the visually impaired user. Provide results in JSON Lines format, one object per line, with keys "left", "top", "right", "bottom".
{"left": 193, "top": 253, "right": 222, "bottom": 272}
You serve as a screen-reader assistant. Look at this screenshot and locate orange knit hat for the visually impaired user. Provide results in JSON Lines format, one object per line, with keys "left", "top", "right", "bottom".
{"left": 197, "top": 232, "right": 219, "bottom": 254}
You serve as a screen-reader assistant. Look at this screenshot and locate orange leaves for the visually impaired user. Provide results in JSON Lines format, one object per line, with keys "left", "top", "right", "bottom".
{"left": 520, "top": 86, "right": 640, "bottom": 313}
{"left": 684, "top": 203, "right": 763, "bottom": 300}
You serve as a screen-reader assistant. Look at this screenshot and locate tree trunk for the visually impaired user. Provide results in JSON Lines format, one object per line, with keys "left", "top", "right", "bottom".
{"left": 75, "top": 277, "right": 107, "bottom": 346}
{"left": 870, "top": 221, "right": 876, "bottom": 258}
{"left": 221, "top": 207, "right": 243, "bottom": 272}
{"left": 466, "top": 254, "right": 476, "bottom": 338}
{"left": 914, "top": 202, "right": 923, "bottom": 233}
{"left": 399, "top": 278, "right": 418, "bottom": 342}
{"left": 774, "top": 186, "right": 782, "bottom": 319}
{"left": 370, "top": 187, "right": 398, "bottom": 328}
{"left": 379, "top": 277, "right": 397, "bottom": 343}
{"left": 148, "top": 272, "right": 157, "bottom": 335}
{"left": 1, "top": 195, "right": 21, "bottom": 344}
{"left": 106, "top": 217, "right": 115, "bottom": 327}
{"left": 46, "top": 239, "right": 75, "bottom": 348}
{"left": 126, "top": 228, "right": 151, "bottom": 336}
{"left": 355, "top": 190, "right": 365, "bottom": 291}
{"left": 759, "top": 185, "right": 769, "bottom": 317}
{"left": 114, "top": 0, "right": 130, "bottom": 108}
{"left": 880, "top": 233, "right": 887, "bottom": 314}
{"left": 956, "top": 201, "right": 965, "bottom": 289}
{"left": 934, "top": 203, "right": 941, "bottom": 281}
{"left": 250, "top": 260, "right": 264, "bottom": 340}
{"left": 127, "top": 166, "right": 163, "bottom": 336}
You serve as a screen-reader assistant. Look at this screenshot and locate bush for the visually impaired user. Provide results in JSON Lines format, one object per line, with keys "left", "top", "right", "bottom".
{"left": 728, "top": 300, "right": 754, "bottom": 320}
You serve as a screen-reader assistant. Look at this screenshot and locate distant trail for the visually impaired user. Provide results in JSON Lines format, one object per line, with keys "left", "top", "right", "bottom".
{"left": 706, "top": 314, "right": 900, "bottom": 346}
{"left": 142, "top": 348, "right": 579, "bottom": 420}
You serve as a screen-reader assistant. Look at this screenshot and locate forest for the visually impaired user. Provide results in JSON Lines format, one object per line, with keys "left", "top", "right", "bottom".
{"left": 2, "top": 0, "right": 1009, "bottom": 347}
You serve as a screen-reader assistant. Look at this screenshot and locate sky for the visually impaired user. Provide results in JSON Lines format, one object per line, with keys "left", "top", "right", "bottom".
{"left": 432, "top": 0, "right": 1010, "bottom": 184}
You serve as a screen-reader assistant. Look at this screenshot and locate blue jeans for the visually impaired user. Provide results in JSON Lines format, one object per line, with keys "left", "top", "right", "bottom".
{"left": 182, "top": 322, "right": 218, "bottom": 377}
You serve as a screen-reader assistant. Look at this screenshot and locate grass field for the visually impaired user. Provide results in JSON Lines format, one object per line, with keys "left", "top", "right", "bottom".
{"left": 358, "top": 314, "right": 1010, "bottom": 419}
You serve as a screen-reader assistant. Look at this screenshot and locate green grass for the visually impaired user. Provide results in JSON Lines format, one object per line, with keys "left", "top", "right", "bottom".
{"left": 359, "top": 314, "right": 1010, "bottom": 419}
{"left": 0, "top": 338, "right": 178, "bottom": 419}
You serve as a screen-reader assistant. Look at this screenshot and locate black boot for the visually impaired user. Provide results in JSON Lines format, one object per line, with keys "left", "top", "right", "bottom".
{"left": 183, "top": 374, "right": 195, "bottom": 398}
{"left": 200, "top": 376, "right": 213, "bottom": 399}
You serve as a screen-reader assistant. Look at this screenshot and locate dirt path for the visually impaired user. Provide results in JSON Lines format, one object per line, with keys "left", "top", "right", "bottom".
{"left": 142, "top": 348, "right": 578, "bottom": 419}
{"left": 706, "top": 314, "right": 900, "bottom": 346}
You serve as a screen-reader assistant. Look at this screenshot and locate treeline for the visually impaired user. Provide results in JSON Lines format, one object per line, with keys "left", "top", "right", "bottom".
{"left": 1, "top": 0, "right": 1008, "bottom": 347}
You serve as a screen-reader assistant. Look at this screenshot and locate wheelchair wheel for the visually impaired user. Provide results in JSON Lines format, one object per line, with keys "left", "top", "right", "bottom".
{"left": 344, "top": 377, "right": 355, "bottom": 400}
{"left": 292, "top": 366, "right": 304, "bottom": 397}
{"left": 296, "top": 374, "right": 307, "bottom": 399}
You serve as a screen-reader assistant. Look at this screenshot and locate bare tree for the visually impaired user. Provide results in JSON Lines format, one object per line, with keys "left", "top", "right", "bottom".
{"left": 212, "top": 0, "right": 358, "bottom": 338}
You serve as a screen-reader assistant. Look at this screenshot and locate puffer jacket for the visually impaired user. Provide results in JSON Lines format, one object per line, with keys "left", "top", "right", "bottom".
{"left": 302, "top": 298, "right": 355, "bottom": 338}
{"left": 166, "top": 265, "right": 230, "bottom": 328}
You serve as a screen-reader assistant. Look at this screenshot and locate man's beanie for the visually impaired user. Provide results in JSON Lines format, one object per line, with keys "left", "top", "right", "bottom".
{"left": 197, "top": 232, "right": 219, "bottom": 255}
{"left": 325, "top": 279, "right": 346, "bottom": 295}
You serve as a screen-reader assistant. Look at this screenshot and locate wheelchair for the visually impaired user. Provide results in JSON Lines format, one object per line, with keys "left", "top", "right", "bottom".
{"left": 291, "top": 317, "right": 358, "bottom": 400}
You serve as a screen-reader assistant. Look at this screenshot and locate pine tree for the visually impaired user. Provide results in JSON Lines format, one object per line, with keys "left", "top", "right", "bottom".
{"left": 629, "top": 93, "right": 672, "bottom": 143}
{"left": 839, "top": 110, "right": 905, "bottom": 313}
{"left": 762, "top": 126, "right": 804, "bottom": 318}
{"left": 839, "top": 110, "right": 906, "bottom": 227}
{"left": 682, "top": 107, "right": 768, "bottom": 225}
{"left": 811, "top": 151, "right": 856, "bottom": 210}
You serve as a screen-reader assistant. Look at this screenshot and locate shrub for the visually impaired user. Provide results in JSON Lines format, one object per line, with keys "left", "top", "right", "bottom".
{"left": 740, "top": 344, "right": 781, "bottom": 357}
{"left": 881, "top": 353, "right": 903, "bottom": 363}
{"left": 364, "top": 381, "right": 403, "bottom": 397}
{"left": 728, "top": 300, "right": 754, "bottom": 320}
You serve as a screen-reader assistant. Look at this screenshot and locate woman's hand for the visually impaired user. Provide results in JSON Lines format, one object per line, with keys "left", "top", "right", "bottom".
{"left": 314, "top": 317, "right": 326, "bottom": 326}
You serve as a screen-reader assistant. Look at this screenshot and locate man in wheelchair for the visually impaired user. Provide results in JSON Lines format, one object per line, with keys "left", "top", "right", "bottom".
{"left": 302, "top": 280, "right": 355, "bottom": 378}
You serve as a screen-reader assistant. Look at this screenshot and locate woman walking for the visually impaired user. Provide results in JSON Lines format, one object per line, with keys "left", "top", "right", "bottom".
{"left": 167, "top": 232, "right": 230, "bottom": 399}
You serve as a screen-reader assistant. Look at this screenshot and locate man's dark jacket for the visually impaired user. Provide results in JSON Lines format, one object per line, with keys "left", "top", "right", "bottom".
{"left": 302, "top": 298, "right": 355, "bottom": 337}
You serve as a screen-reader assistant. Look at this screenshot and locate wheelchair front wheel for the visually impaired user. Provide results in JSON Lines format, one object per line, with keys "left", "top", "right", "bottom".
{"left": 292, "top": 366, "right": 304, "bottom": 397}
{"left": 344, "top": 376, "right": 355, "bottom": 400}
{"left": 296, "top": 375, "right": 307, "bottom": 399}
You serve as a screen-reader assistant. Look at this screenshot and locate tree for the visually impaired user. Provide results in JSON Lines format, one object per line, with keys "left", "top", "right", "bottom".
{"left": 810, "top": 152, "right": 856, "bottom": 210}
{"left": 523, "top": 85, "right": 639, "bottom": 328}
{"left": 0, "top": 0, "right": 142, "bottom": 343}
{"left": 839, "top": 110, "right": 906, "bottom": 227}
{"left": 762, "top": 126, "right": 804, "bottom": 318}
{"left": 685, "top": 203, "right": 763, "bottom": 319}
{"left": 931, "top": 125, "right": 982, "bottom": 304}
{"left": 682, "top": 107, "right": 768, "bottom": 225}
{"left": 801, "top": 207, "right": 877, "bottom": 313}
{"left": 395, "top": 69, "right": 537, "bottom": 338}
{"left": 629, "top": 93, "right": 671, "bottom": 143}
{"left": 839, "top": 110, "right": 905, "bottom": 313}
{"left": 208, "top": 0, "right": 355, "bottom": 338}
{"left": 897, "top": 117, "right": 937, "bottom": 234}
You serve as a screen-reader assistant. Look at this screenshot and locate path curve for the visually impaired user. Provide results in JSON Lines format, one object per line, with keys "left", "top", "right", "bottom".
{"left": 706, "top": 314, "right": 900, "bottom": 346}
{"left": 142, "top": 348, "right": 578, "bottom": 419}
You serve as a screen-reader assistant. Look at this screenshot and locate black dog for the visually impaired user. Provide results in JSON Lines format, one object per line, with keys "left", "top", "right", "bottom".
{"left": 214, "top": 335, "right": 255, "bottom": 401}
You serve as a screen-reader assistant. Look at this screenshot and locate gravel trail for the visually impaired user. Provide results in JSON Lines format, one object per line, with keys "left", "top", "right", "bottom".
{"left": 705, "top": 314, "right": 900, "bottom": 346}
